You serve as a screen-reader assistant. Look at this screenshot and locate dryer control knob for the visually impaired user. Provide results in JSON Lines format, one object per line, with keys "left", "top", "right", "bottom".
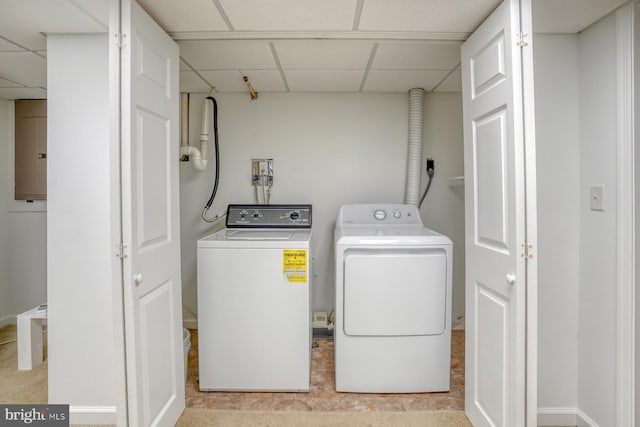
{"left": 393, "top": 210, "right": 401, "bottom": 219}
{"left": 373, "top": 209, "right": 386, "bottom": 220}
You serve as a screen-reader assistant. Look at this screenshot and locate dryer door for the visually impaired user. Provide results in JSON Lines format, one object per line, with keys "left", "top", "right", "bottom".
{"left": 343, "top": 248, "right": 448, "bottom": 336}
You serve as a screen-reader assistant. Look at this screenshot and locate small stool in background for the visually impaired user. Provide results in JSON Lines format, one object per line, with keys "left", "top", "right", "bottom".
{"left": 17, "top": 303, "right": 47, "bottom": 370}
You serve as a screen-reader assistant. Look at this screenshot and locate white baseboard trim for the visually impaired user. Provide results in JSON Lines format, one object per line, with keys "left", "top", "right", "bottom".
{"left": 575, "top": 408, "right": 599, "bottom": 427}
{"left": 69, "top": 405, "right": 117, "bottom": 425}
{"left": 183, "top": 318, "right": 198, "bottom": 330}
{"left": 452, "top": 315, "right": 465, "bottom": 330}
{"left": 0, "top": 315, "right": 16, "bottom": 328}
{"left": 537, "top": 407, "right": 578, "bottom": 426}
{"left": 537, "top": 407, "right": 600, "bottom": 427}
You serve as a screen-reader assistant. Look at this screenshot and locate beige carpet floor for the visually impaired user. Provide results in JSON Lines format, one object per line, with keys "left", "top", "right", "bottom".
{"left": 0, "top": 324, "right": 48, "bottom": 404}
{"left": 1, "top": 325, "right": 471, "bottom": 426}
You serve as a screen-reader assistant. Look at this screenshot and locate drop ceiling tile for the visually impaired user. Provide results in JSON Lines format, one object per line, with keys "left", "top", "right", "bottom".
{"left": 68, "top": 0, "right": 109, "bottom": 28}
{"left": 434, "top": 70, "right": 462, "bottom": 92}
{"left": 0, "top": 0, "right": 106, "bottom": 50}
{"left": 533, "top": 0, "right": 627, "bottom": 33}
{"left": 358, "top": 0, "right": 499, "bottom": 33}
{"left": 274, "top": 40, "right": 374, "bottom": 70}
{"left": 0, "top": 52, "right": 47, "bottom": 88}
{"left": 137, "top": 0, "right": 229, "bottom": 32}
{"left": 178, "top": 40, "right": 276, "bottom": 70}
{"left": 219, "top": 0, "right": 357, "bottom": 31}
{"left": 284, "top": 70, "right": 364, "bottom": 92}
{"left": 239, "top": 70, "right": 287, "bottom": 92}
{"left": 180, "top": 59, "right": 192, "bottom": 71}
{"left": 373, "top": 41, "right": 461, "bottom": 70}
{"left": 198, "top": 70, "right": 251, "bottom": 92}
{"left": 0, "top": 87, "right": 47, "bottom": 100}
{"left": 180, "top": 70, "right": 211, "bottom": 92}
{"left": 0, "top": 77, "right": 22, "bottom": 87}
{"left": 363, "top": 70, "right": 448, "bottom": 92}
{"left": 0, "top": 38, "right": 25, "bottom": 52}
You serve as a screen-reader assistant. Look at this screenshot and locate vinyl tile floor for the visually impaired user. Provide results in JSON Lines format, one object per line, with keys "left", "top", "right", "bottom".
{"left": 185, "top": 329, "right": 465, "bottom": 412}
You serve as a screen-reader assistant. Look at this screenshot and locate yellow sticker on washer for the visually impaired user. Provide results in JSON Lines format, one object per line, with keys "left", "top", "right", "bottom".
{"left": 283, "top": 249, "right": 307, "bottom": 283}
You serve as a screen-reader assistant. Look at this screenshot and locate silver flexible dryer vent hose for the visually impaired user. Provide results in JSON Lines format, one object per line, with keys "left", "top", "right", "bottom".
{"left": 405, "top": 88, "right": 425, "bottom": 206}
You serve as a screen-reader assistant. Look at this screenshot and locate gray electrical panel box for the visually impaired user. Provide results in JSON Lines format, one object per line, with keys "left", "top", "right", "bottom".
{"left": 15, "top": 99, "right": 47, "bottom": 200}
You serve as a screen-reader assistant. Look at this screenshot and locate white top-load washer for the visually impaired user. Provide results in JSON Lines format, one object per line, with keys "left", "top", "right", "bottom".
{"left": 334, "top": 203, "right": 452, "bottom": 393}
{"left": 197, "top": 204, "right": 312, "bottom": 392}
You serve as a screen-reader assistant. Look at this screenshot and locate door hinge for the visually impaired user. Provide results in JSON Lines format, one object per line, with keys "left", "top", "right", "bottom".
{"left": 517, "top": 32, "right": 529, "bottom": 47}
{"left": 115, "top": 33, "right": 127, "bottom": 49}
{"left": 116, "top": 243, "right": 128, "bottom": 259}
{"left": 521, "top": 243, "right": 533, "bottom": 259}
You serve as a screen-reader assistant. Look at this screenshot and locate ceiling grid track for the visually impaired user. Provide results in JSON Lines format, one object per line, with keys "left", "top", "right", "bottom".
{"left": 352, "top": 0, "right": 365, "bottom": 31}
{"left": 269, "top": 42, "right": 290, "bottom": 92}
{"left": 430, "top": 63, "right": 460, "bottom": 92}
{"left": 211, "top": 0, "right": 235, "bottom": 31}
{"left": 358, "top": 42, "right": 378, "bottom": 92}
{"left": 0, "top": 34, "right": 35, "bottom": 54}
{"left": 181, "top": 57, "right": 217, "bottom": 92}
{"left": 67, "top": 0, "right": 108, "bottom": 29}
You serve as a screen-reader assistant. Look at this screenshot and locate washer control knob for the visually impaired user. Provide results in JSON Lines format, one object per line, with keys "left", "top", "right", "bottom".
{"left": 289, "top": 211, "right": 300, "bottom": 221}
{"left": 393, "top": 210, "right": 401, "bottom": 219}
{"left": 373, "top": 209, "right": 387, "bottom": 220}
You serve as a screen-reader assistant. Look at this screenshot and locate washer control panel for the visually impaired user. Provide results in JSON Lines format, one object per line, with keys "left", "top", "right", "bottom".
{"left": 339, "top": 204, "right": 422, "bottom": 226}
{"left": 226, "top": 204, "right": 312, "bottom": 228}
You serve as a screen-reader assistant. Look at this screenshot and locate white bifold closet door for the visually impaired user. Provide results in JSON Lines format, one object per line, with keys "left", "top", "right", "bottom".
{"left": 461, "top": 0, "right": 538, "bottom": 425}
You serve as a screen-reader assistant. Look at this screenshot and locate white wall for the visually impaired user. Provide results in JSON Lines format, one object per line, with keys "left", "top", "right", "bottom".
{"left": 533, "top": 34, "right": 580, "bottom": 417}
{"left": 0, "top": 99, "right": 10, "bottom": 326}
{"left": 47, "top": 34, "right": 116, "bottom": 422}
{"left": 420, "top": 92, "right": 465, "bottom": 326}
{"left": 8, "top": 212, "right": 46, "bottom": 313}
{"left": 180, "top": 92, "right": 414, "bottom": 318}
{"left": 533, "top": 12, "right": 623, "bottom": 426}
{"left": 577, "top": 12, "right": 618, "bottom": 427}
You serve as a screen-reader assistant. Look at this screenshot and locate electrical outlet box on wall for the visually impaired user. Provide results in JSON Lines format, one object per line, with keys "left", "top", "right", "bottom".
{"left": 312, "top": 311, "right": 328, "bottom": 328}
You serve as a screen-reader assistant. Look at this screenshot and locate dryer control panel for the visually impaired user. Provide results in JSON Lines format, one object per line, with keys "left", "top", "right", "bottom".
{"left": 226, "top": 204, "right": 312, "bottom": 228}
{"left": 338, "top": 204, "right": 423, "bottom": 226}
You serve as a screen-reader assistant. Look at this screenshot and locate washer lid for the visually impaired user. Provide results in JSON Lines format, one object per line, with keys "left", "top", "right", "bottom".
{"left": 198, "top": 228, "right": 311, "bottom": 247}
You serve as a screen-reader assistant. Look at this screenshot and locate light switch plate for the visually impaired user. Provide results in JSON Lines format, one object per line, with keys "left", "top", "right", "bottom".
{"left": 590, "top": 185, "right": 604, "bottom": 211}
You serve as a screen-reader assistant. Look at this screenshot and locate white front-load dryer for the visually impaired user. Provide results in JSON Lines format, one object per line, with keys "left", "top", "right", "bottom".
{"left": 334, "top": 204, "right": 453, "bottom": 393}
